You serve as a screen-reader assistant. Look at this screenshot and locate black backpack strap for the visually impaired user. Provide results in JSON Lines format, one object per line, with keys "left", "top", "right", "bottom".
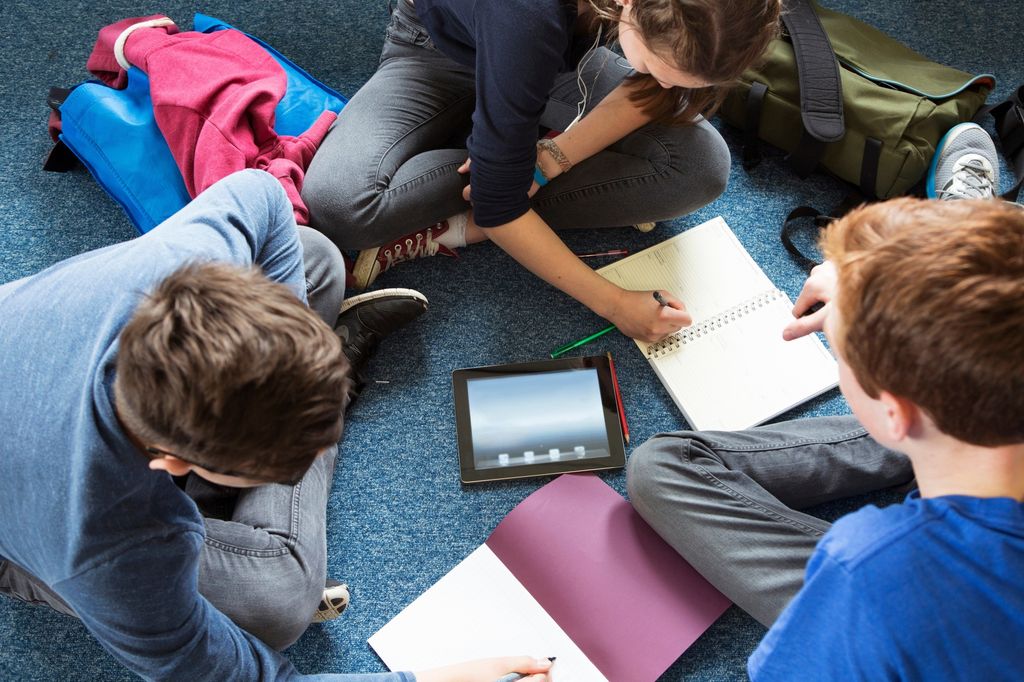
{"left": 859, "top": 137, "right": 883, "bottom": 197}
{"left": 781, "top": 0, "right": 845, "bottom": 175}
{"left": 781, "top": 206, "right": 833, "bottom": 271}
{"left": 742, "top": 0, "right": 844, "bottom": 175}
{"left": 976, "top": 83, "right": 1024, "bottom": 202}
{"left": 780, "top": 192, "right": 866, "bottom": 272}
{"left": 743, "top": 81, "right": 769, "bottom": 170}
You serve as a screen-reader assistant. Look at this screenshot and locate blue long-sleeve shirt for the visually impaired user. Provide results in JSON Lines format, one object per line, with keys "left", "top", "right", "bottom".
{"left": 0, "top": 170, "right": 411, "bottom": 682}
{"left": 414, "top": 0, "right": 592, "bottom": 227}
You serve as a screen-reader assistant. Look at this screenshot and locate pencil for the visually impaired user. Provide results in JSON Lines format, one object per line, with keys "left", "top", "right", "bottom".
{"left": 575, "top": 248, "right": 630, "bottom": 259}
{"left": 606, "top": 352, "right": 629, "bottom": 445}
{"left": 549, "top": 323, "right": 617, "bottom": 358}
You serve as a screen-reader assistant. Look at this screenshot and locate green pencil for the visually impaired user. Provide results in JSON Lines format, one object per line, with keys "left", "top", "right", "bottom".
{"left": 550, "top": 323, "right": 617, "bottom": 358}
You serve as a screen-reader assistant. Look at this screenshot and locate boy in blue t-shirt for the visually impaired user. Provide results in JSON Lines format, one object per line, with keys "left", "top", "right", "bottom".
{"left": 628, "top": 197, "right": 1024, "bottom": 679}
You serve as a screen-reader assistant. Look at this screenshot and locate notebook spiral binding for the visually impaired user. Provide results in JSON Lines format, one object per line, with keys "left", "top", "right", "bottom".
{"left": 646, "top": 289, "right": 785, "bottom": 359}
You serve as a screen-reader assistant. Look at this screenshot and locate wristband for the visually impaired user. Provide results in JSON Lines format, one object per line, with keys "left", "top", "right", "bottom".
{"left": 533, "top": 165, "right": 549, "bottom": 187}
{"left": 537, "top": 138, "right": 573, "bottom": 174}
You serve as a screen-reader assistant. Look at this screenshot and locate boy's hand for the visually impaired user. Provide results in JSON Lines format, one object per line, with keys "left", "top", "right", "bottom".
{"left": 415, "top": 656, "right": 554, "bottom": 682}
{"left": 783, "top": 260, "right": 837, "bottom": 341}
{"left": 607, "top": 289, "right": 692, "bottom": 343}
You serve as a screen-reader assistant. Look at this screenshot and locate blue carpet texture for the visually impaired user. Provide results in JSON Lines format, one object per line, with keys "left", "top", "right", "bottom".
{"left": 0, "top": 2, "right": 1020, "bottom": 680}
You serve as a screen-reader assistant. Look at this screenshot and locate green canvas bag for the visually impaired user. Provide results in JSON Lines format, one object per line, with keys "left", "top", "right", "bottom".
{"left": 719, "top": 0, "right": 995, "bottom": 199}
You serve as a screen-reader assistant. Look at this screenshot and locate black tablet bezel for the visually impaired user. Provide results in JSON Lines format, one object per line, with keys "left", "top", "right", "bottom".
{"left": 452, "top": 355, "right": 626, "bottom": 484}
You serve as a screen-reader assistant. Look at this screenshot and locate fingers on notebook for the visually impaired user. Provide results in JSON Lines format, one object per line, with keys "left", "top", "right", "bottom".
{"left": 783, "top": 305, "right": 827, "bottom": 341}
{"left": 793, "top": 260, "right": 838, "bottom": 315}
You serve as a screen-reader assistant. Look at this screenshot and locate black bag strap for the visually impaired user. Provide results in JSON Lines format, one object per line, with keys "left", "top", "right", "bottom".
{"left": 743, "top": 81, "right": 769, "bottom": 170}
{"left": 781, "top": 206, "right": 833, "bottom": 271}
{"left": 780, "top": 192, "right": 865, "bottom": 272}
{"left": 783, "top": 0, "right": 845, "bottom": 144}
{"left": 859, "top": 137, "right": 883, "bottom": 197}
{"left": 743, "top": 0, "right": 845, "bottom": 174}
{"left": 974, "top": 84, "right": 1024, "bottom": 202}
{"left": 781, "top": 0, "right": 845, "bottom": 175}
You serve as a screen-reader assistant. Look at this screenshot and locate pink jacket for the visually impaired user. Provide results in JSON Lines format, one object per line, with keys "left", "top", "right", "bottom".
{"left": 87, "top": 16, "right": 337, "bottom": 225}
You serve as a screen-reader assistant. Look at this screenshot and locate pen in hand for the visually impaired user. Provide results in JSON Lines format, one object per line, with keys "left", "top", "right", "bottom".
{"left": 494, "top": 657, "right": 557, "bottom": 682}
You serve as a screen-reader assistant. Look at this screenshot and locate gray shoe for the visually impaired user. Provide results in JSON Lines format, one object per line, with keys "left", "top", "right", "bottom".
{"left": 927, "top": 122, "right": 999, "bottom": 200}
{"left": 334, "top": 287, "right": 428, "bottom": 382}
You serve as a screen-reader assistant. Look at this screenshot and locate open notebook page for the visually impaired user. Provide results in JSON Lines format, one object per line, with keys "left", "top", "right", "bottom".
{"left": 652, "top": 293, "right": 838, "bottom": 430}
{"left": 368, "top": 544, "right": 605, "bottom": 681}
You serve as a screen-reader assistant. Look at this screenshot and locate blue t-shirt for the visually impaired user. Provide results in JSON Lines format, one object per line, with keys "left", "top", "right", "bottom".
{"left": 749, "top": 492, "right": 1024, "bottom": 681}
{"left": 0, "top": 170, "right": 409, "bottom": 682}
{"left": 414, "top": 0, "right": 591, "bottom": 227}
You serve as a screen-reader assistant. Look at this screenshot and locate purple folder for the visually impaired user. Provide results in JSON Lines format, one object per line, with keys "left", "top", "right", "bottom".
{"left": 487, "top": 473, "right": 730, "bottom": 681}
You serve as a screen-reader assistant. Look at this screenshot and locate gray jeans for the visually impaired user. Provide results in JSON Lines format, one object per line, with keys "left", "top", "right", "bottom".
{"left": 0, "top": 226, "right": 348, "bottom": 651}
{"left": 626, "top": 416, "right": 914, "bottom": 627}
{"left": 302, "top": 0, "right": 730, "bottom": 249}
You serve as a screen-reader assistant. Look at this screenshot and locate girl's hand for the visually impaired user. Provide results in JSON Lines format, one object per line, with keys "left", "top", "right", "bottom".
{"left": 606, "top": 289, "right": 691, "bottom": 343}
{"left": 458, "top": 157, "right": 544, "bottom": 201}
{"left": 415, "top": 655, "right": 554, "bottom": 682}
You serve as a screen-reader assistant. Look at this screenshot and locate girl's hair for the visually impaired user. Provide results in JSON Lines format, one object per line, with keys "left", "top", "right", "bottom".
{"left": 586, "top": 0, "right": 782, "bottom": 125}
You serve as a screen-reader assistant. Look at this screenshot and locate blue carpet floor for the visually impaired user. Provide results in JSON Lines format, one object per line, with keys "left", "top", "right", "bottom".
{"left": 1, "top": 1, "right": 1021, "bottom": 680}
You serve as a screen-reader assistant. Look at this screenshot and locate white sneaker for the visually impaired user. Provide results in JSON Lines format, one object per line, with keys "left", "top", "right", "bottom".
{"left": 927, "top": 122, "right": 1000, "bottom": 200}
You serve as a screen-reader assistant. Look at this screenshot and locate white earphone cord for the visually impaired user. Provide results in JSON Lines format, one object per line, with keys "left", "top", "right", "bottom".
{"left": 565, "top": 26, "right": 607, "bottom": 131}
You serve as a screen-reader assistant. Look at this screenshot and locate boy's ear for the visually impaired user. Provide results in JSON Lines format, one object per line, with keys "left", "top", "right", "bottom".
{"left": 148, "top": 455, "right": 193, "bottom": 477}
{"left": 878, "top": 391, "right": 922, "bottom": 442}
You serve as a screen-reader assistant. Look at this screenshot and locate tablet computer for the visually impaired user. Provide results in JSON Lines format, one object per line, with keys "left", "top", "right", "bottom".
{"left": 452, "top": 355, "right": 627, "bottom": 484}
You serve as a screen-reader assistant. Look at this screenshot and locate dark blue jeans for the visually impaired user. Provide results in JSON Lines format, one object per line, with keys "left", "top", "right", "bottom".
{"left": 302, "top": 0, "right": 731, "bottom": 249}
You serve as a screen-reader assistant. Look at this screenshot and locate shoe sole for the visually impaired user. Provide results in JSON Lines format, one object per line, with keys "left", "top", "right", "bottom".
{"left": 927, "top": 122, "right": 983, "bottom": 198}
{"left": 352, "top": 248, "right": 382, "bottom": 290}
{"left": 338, "top": 287, "right": 429, "bottom": 315}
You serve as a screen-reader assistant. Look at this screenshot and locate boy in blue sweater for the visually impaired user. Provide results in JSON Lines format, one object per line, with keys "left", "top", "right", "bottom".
{"left": 628, "top": 197, "right": 1024, "bottom": 679}
{"left": 0, "top": 170, "right": 553, "bottom": 682}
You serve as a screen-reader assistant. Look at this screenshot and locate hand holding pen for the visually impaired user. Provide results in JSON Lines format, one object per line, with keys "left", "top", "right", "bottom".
{"left": 415, "top": 656, "right": 554, "bottom": 682}
{"left": 606, "top": 289, "right": 691, "bottom": 344}
{"left": 494, "top": 657, "right": 557, "bottom": 682}
{"left": 551, "top": 291, "right": 690, "bottom": 358}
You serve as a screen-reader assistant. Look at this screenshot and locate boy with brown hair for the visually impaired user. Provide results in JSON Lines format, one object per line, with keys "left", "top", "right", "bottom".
{"left": 628, "top": 197, "right": 1024, "bottom": 679}
{"left": 0, "top": 170, "right": 555, "bottom": 681}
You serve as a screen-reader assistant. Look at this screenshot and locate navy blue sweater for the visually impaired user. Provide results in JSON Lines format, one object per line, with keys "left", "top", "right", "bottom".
{"left": 415, "top": 0, "right": 591, "bottom": 227}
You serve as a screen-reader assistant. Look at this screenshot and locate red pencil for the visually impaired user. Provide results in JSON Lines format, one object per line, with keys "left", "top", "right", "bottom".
{"left": 575, "top": 248, "right": 630, "bottom": 259}
{"left": 606, "top": 352, "right": 630, "bottom": 445}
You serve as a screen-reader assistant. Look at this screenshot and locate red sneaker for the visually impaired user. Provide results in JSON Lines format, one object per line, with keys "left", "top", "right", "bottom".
{"left": 352, "top": 221, "right": 457, "bottom": 289}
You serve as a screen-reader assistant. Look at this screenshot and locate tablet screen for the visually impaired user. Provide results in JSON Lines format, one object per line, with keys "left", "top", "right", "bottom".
{"left": 453, "top": 356, "right": 626, "bottom": 483}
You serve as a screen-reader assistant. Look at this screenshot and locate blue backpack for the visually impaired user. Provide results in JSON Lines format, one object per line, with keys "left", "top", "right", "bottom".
{"left": 44, "top": 14, "right": 347, "bottom": 233}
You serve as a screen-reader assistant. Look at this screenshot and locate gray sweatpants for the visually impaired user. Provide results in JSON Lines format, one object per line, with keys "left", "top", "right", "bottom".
{"left": 626, "top": 416, "right": 914, "bottom": 627}
{"left": 301, "top": 0, "right": 731, "bottom": 249}
{"left": 0, "top": 219, "right": 348, "bottom": 652}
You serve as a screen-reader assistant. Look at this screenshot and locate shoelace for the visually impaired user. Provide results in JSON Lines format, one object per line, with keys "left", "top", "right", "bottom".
{"left": 938, "top": 156, "right": 996, "bottom": 200}
{"left": 383, "top": 229, "right": 441, "bottom": 269}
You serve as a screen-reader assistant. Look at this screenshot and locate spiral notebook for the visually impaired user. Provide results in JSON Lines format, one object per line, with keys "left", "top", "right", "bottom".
{"left": 598, "top": 217, "right": 838, "bottom": 431}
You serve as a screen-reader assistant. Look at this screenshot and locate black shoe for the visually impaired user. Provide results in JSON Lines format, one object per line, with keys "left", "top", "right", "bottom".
{"left": 334, "top": 287, "right": 428, "bottom": 383}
